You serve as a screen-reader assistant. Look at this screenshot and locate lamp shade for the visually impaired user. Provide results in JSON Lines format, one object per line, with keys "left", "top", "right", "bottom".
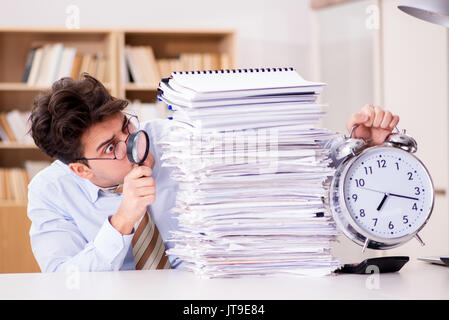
{"left": 398, "top": 0, "right": 449, "bottom": 27}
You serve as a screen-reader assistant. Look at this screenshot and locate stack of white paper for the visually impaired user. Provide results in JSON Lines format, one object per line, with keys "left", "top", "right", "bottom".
{"left": 157, "top": 68, "right": 340, "bottom": 277}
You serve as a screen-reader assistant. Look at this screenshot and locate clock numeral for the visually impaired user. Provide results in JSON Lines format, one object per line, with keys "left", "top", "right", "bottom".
{"left": 352, "top": 194, "right": 358, "bottom": 202}
{"left": 395, "top": 162, "right": 400, "bottom": 170}
{"left": 403, "top": 215, "right": 409, "bottom": 224}
{"left": 355, "top": 178, "right": 365, "bottom": 187}
{"left": 388, "top": 221, "right": 394, "bottom": 230}
{"left": 407, "top": 172, "right": 413, "bottom": 180}
{"left": 412, "top": 203, "right": 418, "bottom": 211}
{"left": 372, "top": 218, "right": 378, "bottom": 227}
{"left": 364, "top": 166, "right": 373, "bottom": 175}
{"left": 414, "top": 187, "right": 420, "bottom": 195}
{"left": 360, "top": 209, "right": 365, "bottom": 217}
{"left": 377, "top": 159, "right": 386, "bottom": 168}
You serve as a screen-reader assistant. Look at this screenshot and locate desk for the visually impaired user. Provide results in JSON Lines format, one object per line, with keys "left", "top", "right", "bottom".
{"left": 0, "top": 260, "right": 447, "bottom": 299}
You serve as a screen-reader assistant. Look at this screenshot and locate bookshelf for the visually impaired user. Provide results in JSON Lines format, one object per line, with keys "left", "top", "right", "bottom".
{"left": 0, "top": 27, "right": 235, "bottom": 273}
{"left": 118, "top": 29, "right": 236, "bottom": 103}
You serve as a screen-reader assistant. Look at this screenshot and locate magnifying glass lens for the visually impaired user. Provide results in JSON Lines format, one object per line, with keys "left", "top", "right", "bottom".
{"left": 127, "top": 130, "right": 150, "bottom": 165}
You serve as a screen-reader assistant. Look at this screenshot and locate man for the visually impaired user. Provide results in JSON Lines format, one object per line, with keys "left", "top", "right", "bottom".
{"left": 27, "top": 74, "right": 399, "bottom": 272}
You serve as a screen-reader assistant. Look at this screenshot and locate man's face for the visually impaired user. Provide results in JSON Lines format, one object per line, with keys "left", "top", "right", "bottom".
{"left": 75, "top": 112, "right": 155, "bottom": 187}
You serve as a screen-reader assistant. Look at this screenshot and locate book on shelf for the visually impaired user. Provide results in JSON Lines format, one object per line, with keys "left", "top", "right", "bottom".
{"left": 124, "top": 45, "right": 232, "bottom": 86}
{"left": 124, "top": 45, "right": 160, "bottom": 87}
{"left": 156, "top": 58, "right": 182, "bottom": 78}
{"left": 0, "top": 110, "right": 34, "bottom": 144}
{"left": 0, "top": 161, "right": 51, "bottom": 202}
{"left": 23, "top": 43, "right": 108, "bottom": 86}
{"left": 177, "top": 53, "right": 230, "bottom": 71}
{"left": 24, "top": 160, "right": 51, "bottom": 181}
{"left": 22, "top": 47, "right": 38, "bottom": 83}
{"left": 70, "top": 53, "right": 83, "bottom": 80}
{"left": 0, "top": 167, "right": 29, "bottom": 202}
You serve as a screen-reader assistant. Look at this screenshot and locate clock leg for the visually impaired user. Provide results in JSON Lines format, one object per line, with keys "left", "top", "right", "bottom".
{"left": 415, "top": 233, "right": 426, "bottom": 246}
{"left": 362, "top": 238, "right": 370, "bottom": 252}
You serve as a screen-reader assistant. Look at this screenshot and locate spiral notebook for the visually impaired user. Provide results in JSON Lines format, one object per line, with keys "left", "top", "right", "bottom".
{"left": 159, "top": 67, "right": 325, "bottom": 102}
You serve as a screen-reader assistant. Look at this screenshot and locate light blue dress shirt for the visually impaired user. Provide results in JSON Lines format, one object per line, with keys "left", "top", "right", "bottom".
{"left": 27, "top": 119, "right": 183, "bottom": 272}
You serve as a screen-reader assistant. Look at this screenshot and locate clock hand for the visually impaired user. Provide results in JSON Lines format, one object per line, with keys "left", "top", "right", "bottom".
{"left": 376, "top": 193, "right": 389, "bottom": 211}
{"left": 388, "top": 193, "right": 419, "bottom": 201}
{"left": 360, "top": 187, "right": 420, "bottom": 201}
{"left": 359, "top": 187, "right": 385, "bottom": 194}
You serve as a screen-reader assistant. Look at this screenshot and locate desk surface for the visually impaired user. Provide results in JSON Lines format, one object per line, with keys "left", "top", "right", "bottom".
{"left": 0, "top": 260, "right": 447, "bottom": 299}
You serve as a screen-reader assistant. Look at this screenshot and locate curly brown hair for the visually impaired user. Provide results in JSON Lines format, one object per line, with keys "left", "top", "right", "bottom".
{"left": 29, "top": 73, "right": 129, "bottom": 165}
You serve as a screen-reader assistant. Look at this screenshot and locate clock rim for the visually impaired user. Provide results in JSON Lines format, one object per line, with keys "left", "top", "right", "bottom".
{"left": 331, "top": 145, "right": 435, "bottom": 248}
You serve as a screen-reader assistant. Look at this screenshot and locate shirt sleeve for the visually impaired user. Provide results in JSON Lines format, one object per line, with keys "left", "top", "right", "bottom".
{"left": 27, "top": 181, "right": 134, "bottom": 273}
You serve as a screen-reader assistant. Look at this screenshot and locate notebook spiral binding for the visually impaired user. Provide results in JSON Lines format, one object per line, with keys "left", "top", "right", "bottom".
{"left": 172, "top": 67, "right": 295, "bottom": 75}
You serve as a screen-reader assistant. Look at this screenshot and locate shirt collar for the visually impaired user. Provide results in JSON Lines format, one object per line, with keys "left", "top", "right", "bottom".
{"left": 73, "top": 170, "right": 103, "bottom": 203}
{"left": 81, "top": 177, "right": 104, "bottom": 202}
{"left": 56, "top": 161, "right": 103, "bottom": 203}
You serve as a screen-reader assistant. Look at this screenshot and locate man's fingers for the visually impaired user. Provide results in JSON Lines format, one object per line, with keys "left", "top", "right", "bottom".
{"left": 361, "top": 104, "right": 375, "bottom": 127}
{"left": 127, "top": 165, "right": 152, "bottom": 180}
{"left": 346, "top": 112, "right": 369, "bottom": 132}
{"left": 372, "top": 106, "right": 385, "bottom": 127}
{"left": 389, "top": 115, "right": 400, "bottom": 129}
{"left": 134, "top": 176, "right": 155, "bottom": 188}
{"left": 141, "top": 195, "right": 156, "bottom": 205}
{"left": 134, "top": 187, "right": 156, "bottom": 197}
{"left": 381, "top": 111, "right": 393, "bottom": 129}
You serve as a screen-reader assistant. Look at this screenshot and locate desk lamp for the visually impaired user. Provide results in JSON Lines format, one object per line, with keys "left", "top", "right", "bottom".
{"left": 398, "top": 0, "right": 449, "bottom": 27}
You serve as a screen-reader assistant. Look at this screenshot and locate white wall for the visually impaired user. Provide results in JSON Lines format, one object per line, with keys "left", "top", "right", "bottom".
{"left": 380, "top": 0, "right": 449, "bottom": 260}
{"left": 0, "top": 0, "right": 318, "bottom": 80}
{"left": 317, "top": 0, "right": 378, "bottom": 134}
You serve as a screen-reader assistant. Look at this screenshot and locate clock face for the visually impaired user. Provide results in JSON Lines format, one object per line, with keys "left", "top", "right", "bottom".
{"left": 343, "top": 147, "right": 433, "bottom": 240}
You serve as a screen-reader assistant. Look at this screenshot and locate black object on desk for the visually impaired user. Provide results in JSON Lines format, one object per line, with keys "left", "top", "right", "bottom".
{"left": 418, "top": 256, "right": 449, "bottom": 266}
{"left": 441, "top": 257, "right": 449, "bottom": 266}
{"left": 336, "top": 256, "right": 410, "bottom": 274}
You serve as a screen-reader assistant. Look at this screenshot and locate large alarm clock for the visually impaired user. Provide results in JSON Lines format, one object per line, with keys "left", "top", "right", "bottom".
{"left": 329, "top": 125, "right": 434, "bottom": 251}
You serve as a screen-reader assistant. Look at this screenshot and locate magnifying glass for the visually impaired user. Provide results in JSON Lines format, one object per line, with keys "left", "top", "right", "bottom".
{"left": 126, "top": 130, "right": 150, "bottom": 166}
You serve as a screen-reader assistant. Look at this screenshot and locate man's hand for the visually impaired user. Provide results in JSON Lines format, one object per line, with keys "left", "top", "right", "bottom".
{"left": 111, "top": 165, "right": 156, "bottom": 235}
{"left": 346, "top": 104, "right": 400, "bottom": 146}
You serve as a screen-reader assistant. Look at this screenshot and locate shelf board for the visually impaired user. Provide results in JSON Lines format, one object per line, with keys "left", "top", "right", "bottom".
{"left": 0, "top": 142, "right": 37, "bottom": 149}
{"left": 124, "top": 83, "right": 159, "bottom": 91}
{"left": 0, "top": 27, "right": 114, "bottom": 34}
{"left": 0, "top": 82, "right": 113, "bottom": 91}
{"left": 0, "top": 83, "right": 49, "bottom": 91}
{"left": 122, "top": 28, "right": 235, "bottom": 35}
{"left": 0, "top": 200, "right": 27, "bottom": 207}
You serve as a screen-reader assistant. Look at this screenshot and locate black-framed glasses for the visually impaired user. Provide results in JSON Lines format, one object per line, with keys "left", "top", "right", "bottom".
{"left": 76, "top": 112, "right": 140, "bottom": 162}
